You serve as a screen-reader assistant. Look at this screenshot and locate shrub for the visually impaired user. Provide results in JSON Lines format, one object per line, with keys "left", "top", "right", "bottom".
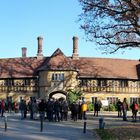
{"left": 108, "top": 104, "right": 117, "bottom": 111}
{"left": 102, "top": 104, "right": 117, "bottom": 111}
{"left": 102, "top": 106, "right": 109, "bottom": 111}
{"left": 67, "top": 89, "right": 82, "bottom": 104}
{"left": 88, "top": 103, "right": 94, "bottom": 111}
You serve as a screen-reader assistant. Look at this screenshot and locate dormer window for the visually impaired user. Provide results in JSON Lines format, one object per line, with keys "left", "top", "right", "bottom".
{"left": 52, "top": 73, "right": 64, "bottom": 81}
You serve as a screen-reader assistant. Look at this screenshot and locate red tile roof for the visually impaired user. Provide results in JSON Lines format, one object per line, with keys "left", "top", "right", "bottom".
{"left": 37, "top": 48, "right": 75, "bottom": 71}
{"left": 73, "top": 57, "right": 140, "bottom": 79}
{"left": 0, "top": 49, "right": 139, "bottom": 79}
{"left": 0, "top": 57, "right": 44, "bottom": 78}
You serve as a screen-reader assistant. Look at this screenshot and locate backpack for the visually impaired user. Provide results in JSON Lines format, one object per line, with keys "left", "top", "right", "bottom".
{"left": 134, "top": 103, "right": 138, "bottom": 110}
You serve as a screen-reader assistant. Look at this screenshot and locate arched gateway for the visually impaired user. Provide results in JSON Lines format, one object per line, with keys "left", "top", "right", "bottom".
{"left": 49, "top": 91, "right": 67, "bottom": 100}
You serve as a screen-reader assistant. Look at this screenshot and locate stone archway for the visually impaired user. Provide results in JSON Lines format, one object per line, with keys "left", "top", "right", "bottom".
{"left": 49, "top": 90, "right": 67, "bottom": 100}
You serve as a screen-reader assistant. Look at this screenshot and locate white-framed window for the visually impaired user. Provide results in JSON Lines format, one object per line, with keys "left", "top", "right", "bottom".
{"left": 130, "top": 97, "right": 140, "bottom": 105}
{"left": 107, "top": 97, "right": 118, "bottom": 104}
{"left": 52, "top": 73, "right": 64, "bottom": 81}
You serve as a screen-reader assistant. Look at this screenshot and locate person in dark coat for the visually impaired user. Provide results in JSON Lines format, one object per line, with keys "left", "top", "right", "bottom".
{"left": 94, "top": 99, "right": 99, "bottom": 117}
{"left": 78, "top": 101, "right": 82, "bottom": 119}
{"left": 47, "top": 98, "right": 54, "bottom": 122}
{"left": 28, "top": 98, "right": 33, "bottom": 120}
{"left": 116, "top": 99, "right": 122, "bottom": 117}
{"left": 70, "top": 102, "right": 79, "bottom": 121}
{"left": 19, "top": 99, "right": 27, "bottom": 120}
{"left": 38, "top": 99, "right": 46, "bottom": 119}
{"left": 62, "top": 100, "right": 69, "bottom": 121}
{"left": 54, "top": 99, "right": 60, "bottom": 122}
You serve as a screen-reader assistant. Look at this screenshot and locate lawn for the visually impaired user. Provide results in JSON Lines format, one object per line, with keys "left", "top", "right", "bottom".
{"left": 95, "top": 125, "right": 140, "bottom": 140}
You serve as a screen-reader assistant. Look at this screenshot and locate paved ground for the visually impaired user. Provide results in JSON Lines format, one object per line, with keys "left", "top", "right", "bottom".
{"left": 0, "top": 112, "right": 97, "bottom": 140}
{"left": 0, "top": 111, "right": 140, "bottom": 140}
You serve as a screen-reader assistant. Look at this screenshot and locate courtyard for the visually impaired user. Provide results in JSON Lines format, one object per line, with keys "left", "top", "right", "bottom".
{"left": 0, "top": 111, "right": 139, "bottom": 140}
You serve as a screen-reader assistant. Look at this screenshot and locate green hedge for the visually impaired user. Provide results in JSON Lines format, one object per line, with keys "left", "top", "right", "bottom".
{"left": 108, "top": 104, "right": 117, "bottom": 111}
{"left": 101, "top": 104, "right": 117, "bottom": 111}
{"left": 87, "top": 103, "right": 94, "bottom": 111}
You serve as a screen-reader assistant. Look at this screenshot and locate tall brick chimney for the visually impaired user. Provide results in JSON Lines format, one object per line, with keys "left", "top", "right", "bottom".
{"left": 22, "top": 47, "right": 27, "bottom": 57}
{"left": 37, "top": 36, "right": 43, "bottom": 58}
{"left": 72, "top": 36, "right": 79, "bottom": 59}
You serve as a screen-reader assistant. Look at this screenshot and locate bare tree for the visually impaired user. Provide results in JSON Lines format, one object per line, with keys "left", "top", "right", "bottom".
{"left": 78, "top": 0, "right": 140, "bottom": 53}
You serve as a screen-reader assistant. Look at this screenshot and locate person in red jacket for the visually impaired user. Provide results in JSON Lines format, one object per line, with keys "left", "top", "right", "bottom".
{"left": 130, "top": 100, "right": 139, "bottom": 122}
{"left": 1, "top": 99, "right": 5, "bottom": 117}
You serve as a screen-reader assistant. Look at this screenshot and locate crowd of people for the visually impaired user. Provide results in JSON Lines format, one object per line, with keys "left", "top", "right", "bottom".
{"left": 93, "top": 97, "right": 139, "bottom": 122}
{"left": 17, "top": 98, "right": 69, "bottom": 121}
{"left": 0, "top": 97, "right": 88, "bottom": 122}
{"left": 0, "top": 97, "right": 139, "bottom": 122}
{"left": 0, "top": 99, "right": 14, "bottom": 117}
{"left": 116, "top": 97, "right": 139, "bottom": 122}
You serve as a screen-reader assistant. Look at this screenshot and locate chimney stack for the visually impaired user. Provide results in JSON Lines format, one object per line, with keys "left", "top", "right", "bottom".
{"left": 22, "top": 47, "right": 27, "bottom": 57}
{"left": 72, "top": 36, "right": 79, "bottom": 59}
{"left": 37, "top": 36, "right": 43, "bottom": 58}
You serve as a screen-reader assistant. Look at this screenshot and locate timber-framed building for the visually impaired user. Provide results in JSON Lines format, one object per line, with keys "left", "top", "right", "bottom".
{"left": 0, "top": 36, "right": 140, "bottom": 104}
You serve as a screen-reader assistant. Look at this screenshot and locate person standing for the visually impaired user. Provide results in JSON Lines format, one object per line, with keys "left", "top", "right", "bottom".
{"left": 1, "top": 100, "right": 5, "bottom": 117}
{"left": 62, "top": 100, "right": 69, "bottom": 121}
{"left": 28, "top": 98, "right": 33, "bottom": 120}
{"left": 38, "top": 99, "right": 46, "bottom": 120}
{"left": 19, "top": 99, "right": 26, "bottom": 120}
{"left": 116, "top": 99, "right": 122, "bottom": 117}
{"left": 78, "top": 100, "right": 82, "bottom": 119}
{"left": 130, "top": 100, "right": 139, "bottom": 122}
{"left": 122, "top": 98, "right": 128, "bottom": 121}
{"left": 54, "top": 99, "right": 60, "bottom": 122}
{"left": 81, "top": 100, "right": 88, "bottom": 120}
{"left": 72, "top": 102, "right": 79, "bottom": 121}
{"left": 23, "top": 100, "right": 27, "bottom": 119}
{"left": 32, "top": 99, "right": 38, "bottom": 120}
{"left": 94, "top": 99, "right": 99, "bottom": 117}
{"left": 47, "top": 98, "right": 54, "bottom": 122}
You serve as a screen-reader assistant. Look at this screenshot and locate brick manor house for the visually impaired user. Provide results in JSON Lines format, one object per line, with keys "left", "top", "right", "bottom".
{"left": 0, "top": 36, "right": 140, "bottom": 104}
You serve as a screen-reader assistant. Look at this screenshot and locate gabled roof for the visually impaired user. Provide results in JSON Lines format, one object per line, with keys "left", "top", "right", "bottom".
{"left": 37, "top": 48, "right": 75, "bottom": 71}
{"left": 0, "top": 57, "right": 44, "bottom": 78}
{"left": 0, "top": 48, "right": 139, "bottom": 80}
{"left": 72, "top": 57, "right": 140, "bottom": 79}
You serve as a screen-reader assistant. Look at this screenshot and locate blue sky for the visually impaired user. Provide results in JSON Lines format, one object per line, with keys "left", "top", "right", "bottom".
{"left": 0, "top": 0, "right": 140, "bottom": 60}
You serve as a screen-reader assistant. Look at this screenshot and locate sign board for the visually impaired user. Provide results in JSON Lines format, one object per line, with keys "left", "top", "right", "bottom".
{"left": 101, "top": 100, "right": 109, "bottom": 106}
